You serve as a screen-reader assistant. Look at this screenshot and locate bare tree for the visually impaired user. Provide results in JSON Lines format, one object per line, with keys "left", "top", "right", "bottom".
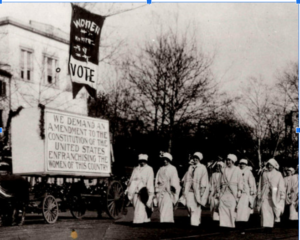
{"left": 275, "top": 62, "right": 299, "bottom": 161}
{"left": 239, "top": 76, "right": 273, "bottom": 167}
{"left": 276, "top": 62, "right": 298, "bottom": 111}
{"left": 123, "top": 28, "right": 217, "bottom": 152}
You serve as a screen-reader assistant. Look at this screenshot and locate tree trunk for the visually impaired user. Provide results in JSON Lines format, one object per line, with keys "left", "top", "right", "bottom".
{"left": 168, "top": 113, "right": 174, "bottom": 153}
{"left": 154, "top": 105, "right": 158, "bottom": 135}
{"left": 257, "top": 138, "right": 262, "bottom": 168}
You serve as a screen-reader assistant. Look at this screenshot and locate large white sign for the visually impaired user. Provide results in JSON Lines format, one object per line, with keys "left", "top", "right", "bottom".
{"left": 45, "top": 110, "right": 111, "bottom": 175}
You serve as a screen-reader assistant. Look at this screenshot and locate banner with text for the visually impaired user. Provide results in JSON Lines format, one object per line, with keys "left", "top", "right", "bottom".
{"left": 45, "top": 110, "right": 111, "bottom": 175}
{"left": 69, "top": 5, "right": 105, "bottom": 99}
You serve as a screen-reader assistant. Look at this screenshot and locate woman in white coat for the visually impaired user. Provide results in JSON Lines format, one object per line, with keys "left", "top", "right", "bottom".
{"left": 257, "top": 158, "right": 285, "bottom": 233}
{"left": 283, "top": 167, "right": 294, "bottom": 222}
{"left": 183, "top": 152, "right": 209, "bottom": 226}
{"left": 286, "top": 167, "right": 298, "bottom": 222}
{"left": 218, "top": 154, "right": 243, "bottom": 229}
{"left": 155, "top": 152, "right": 181, "bottom": 223}
{"left": 236, "top": 159, "right": 256, "bottom": 234}
{"left": 209, "top": 161, "right": 224, "bottom": 222}
{"left": 126, "top": 154, "right": 154, "bottom": 224}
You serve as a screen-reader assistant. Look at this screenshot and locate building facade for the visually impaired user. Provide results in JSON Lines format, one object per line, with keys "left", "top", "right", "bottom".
{"left": 0, "top": 17, "right": 88, "bottom": 130}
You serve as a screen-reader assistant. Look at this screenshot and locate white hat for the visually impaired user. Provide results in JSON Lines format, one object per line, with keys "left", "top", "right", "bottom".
{"left": 161, "top": 152, "right": 173, "bottom": 161}
{"left": 138, "top": 154, "right": 148, "bottom": 161}
{"left": 193, "top": 152, "right": 203, "bottom": 161}
{"left": 239, "top": 159, "right": 248, "bottom": 165}
{"left": 267, "top": 158, "right": 279, "bottom": 170}
{"left": 216, "top": 161, "right": 224, "bottom": 168}
{"left": 287, "top": 167, "right": 295, "bottom": 174}
{"left": 227, "top": 154, "right": 237, "bottom": 163}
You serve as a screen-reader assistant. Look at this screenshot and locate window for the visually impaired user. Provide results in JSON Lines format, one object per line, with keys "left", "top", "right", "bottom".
{"left": 43, "top": 56, "right": 58, "bottom": 86}
{"left": 20, "top": 49, "right": 33, "bottom": 81}
{"left": 0, "top": 81, "right": 6, "bottom": 97}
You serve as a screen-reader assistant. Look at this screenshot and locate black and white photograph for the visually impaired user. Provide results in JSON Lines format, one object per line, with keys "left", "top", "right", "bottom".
{"left": 0, "top": 3, "right": 298, "bottom": 240}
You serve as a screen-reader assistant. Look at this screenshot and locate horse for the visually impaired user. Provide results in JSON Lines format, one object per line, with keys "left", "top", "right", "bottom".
{"left": 0, "top": 174, "right": 30, "bottom": 226}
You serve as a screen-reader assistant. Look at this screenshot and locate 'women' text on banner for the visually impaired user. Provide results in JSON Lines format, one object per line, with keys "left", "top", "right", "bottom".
{"left": 69, "top": 5, "right": 105, "bottom": 99}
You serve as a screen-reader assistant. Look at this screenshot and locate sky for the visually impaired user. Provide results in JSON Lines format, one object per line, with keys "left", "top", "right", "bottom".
{"left": 0, "top": 3, "right": 297, "bottom": 96}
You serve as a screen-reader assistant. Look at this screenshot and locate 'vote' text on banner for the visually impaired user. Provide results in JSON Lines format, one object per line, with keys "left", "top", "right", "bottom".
{"left": 69, "top": 5, "right": 105, "bottom": 99}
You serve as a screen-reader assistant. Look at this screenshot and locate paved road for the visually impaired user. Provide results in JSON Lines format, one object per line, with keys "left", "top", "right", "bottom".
{"left": 0, "top": 207, "right": 297, "bottom": 240}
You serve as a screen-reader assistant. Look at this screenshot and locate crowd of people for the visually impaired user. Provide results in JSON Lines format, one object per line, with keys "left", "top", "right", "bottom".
{"left": 125, "top": 152, "right": 298, "bottom": 234}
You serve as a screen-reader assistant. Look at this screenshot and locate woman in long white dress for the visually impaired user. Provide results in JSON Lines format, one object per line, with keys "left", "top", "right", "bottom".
{"left": 126, "top": 154, "right": 154, "bottom": 224}
{"left": 209, "top": 161, "right": 224, "bottom": 221}
{"left": 183, "top": 152, "right": 209, "bottom": 226}
{"left": 236, "top": 159, "right": 256, "bottom": 234}
{"left": 286, "top": 167, "right": 298, "bottom": 222}
{"left": 155, "top": 152, "right": 181, "bottom": 223}
{"left": 283, "top": 167, "right": 294, "bottom": 222}
{"left": 218, "top": 154, "right": 243, "bottom": 229}
{"left": 257, "top": 158, "right": 285, "bottom": 233}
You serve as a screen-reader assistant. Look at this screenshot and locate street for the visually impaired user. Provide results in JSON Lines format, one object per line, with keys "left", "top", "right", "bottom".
{"left": 0, "top": 207, "right": 297, "bottom": 240}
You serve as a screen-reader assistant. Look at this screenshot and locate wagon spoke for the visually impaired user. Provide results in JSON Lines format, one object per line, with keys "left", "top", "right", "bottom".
{"left": 108, "top": 201, "right": 114, "bottom": 207}
{"left": 109, "top": 202, "right": 115, "bottom": 213}
{"left": 51, "top": 211, "right": 56, "bottom": 220}
{"left": 49, "top": 212, "right": 53, "bottom": 222}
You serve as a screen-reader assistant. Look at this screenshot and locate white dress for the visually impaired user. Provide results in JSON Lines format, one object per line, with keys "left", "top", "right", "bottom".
{"left": 184, "top": 163, "right": 209, "bottom": 226}
{"left": 209, "top": 172, "right": 221, "bottom": 221}
{"left": 155, "top": 164, "right": 181, "bottom": 223}
{"left": 236, "top": 168, "right": 256, "bottom": 222}
{"left": 286, "top": 174, "right": 298, "bottom": 220}
{"left": 127, "top": 164, "right": 154, "bottom": 224}
{"left": 258, "top": 169, "right": 285, "bottom": 227}
{"left": 218, "top": 165, "right": 243, "bottom": 228}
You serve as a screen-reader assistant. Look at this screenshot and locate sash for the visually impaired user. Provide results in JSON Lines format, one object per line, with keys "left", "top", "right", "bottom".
{"left": 220, "top": 167, "right": 240, "bottom": 210}
{"left": 259, "top": 172, "right": 284, "bottom": 216}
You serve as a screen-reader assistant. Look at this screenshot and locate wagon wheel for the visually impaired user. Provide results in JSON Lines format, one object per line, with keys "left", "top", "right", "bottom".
{"left": 70, "top": 196, "right": 86, "bottom": 219}
{"left": 106, "top": 181, "right": 125, "bottom": 219}
{"left": 42, "top": 195, "right": 58, "bottom": 224}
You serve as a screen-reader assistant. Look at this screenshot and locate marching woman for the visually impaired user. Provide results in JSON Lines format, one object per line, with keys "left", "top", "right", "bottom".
{"left": 286, "top": 166, "right": 298, "bottom": 223}
{"left": 236, "top": 159, "right": 256, "bottom": 234}
{"left": 257, "top": 158, "right": 285, "bottom": 233}
{"left": 178, "top": 158, "right": 194, "bottom": 206}
{"left": 209, "top": 161, "right": 224, "bottom": 222}
{"left": 218, "top": 154, "right": 243, "bottom": 229}
{"left": 283, "top": 167, "right": 295, "bottom": 222}
{"left": 155, "top": 152, "right": 181, "bottom": 223}
{"left": 126, "top": 154, "right": 154, "bottom": 224}
{"left": 183, "top": 152, "right": 209, "bottom": 226}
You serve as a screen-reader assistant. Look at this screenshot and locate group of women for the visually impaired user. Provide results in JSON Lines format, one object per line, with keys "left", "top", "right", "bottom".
{"left": 126, "top": 152, "right": 298, "bottom": 234}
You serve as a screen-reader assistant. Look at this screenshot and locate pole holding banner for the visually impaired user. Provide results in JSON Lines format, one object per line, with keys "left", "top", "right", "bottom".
{"left": 69, "top": 4, "right": 105, "bottom": 99}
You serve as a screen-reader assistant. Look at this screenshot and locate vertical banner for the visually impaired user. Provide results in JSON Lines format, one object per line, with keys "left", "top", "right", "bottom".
{"left": 69, "top": 5, "right": 105, "bottom": 99}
